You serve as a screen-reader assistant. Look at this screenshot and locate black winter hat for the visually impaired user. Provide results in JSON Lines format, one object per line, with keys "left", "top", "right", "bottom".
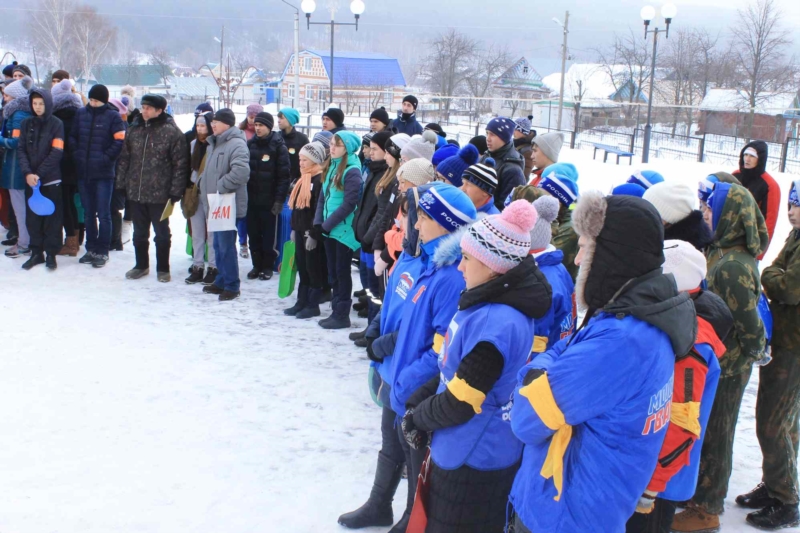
{"left": 213, "top": 108, "right": 237, "bottom": 127}
{"left": 469, "top": 135, "right": 488, "bottom": 155}
{"left": 2, "top": 61, "right": 18, "bottom": 78}
{"left": 254, "top": 111, "right": 274, "bottom": 130}
{"left": 447, "top": 139, "right": 460, "bottom": 147}
{"left": 371, "top": 131, "right": 393, "bottom": 152}
{"left": 425, "top": 123, "right": 445, "bottom": 138}
{"left": 573, "top": 191, "right": 664, "bottom": 312}
{"left": 322, "top": 107, "right": 344, "bottom": 127}
{"left": 370, "top": 106, "right": 390, "bottom": 126}
{"left": 141, "top": 93, "right": 167, "bottom": 111}
{"left": 402, "top": 95, "right": 418, "bottom": 110}
{"left": 12, "top": 64, "right": 32, "bottom": 77}
{"left": 88, "top": 84, "right": 110, "bottom": 104}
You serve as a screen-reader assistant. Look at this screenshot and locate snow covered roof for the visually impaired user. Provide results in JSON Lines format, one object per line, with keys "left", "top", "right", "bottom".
{"left": 281, "top": 49, "right": 406, "bottom": 87}
{"left": 167, "top": 76, "right": 220, "bottom": 99}
{"left": 699, "top": 89, "right": 800, "bottom": 116}
{"left": 494, "top": 57, "right": 544, "bottom": 91}
{"left": 542, "top": 63, "right": 646, "bottom": 108}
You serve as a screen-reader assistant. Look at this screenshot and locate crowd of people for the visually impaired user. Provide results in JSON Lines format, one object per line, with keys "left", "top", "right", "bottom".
{"left": 2, "top": 61, "right": 799, "bottom": 533}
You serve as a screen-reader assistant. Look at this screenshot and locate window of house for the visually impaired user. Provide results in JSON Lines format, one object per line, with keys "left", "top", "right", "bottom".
{"left": 523, "top": 66, "right": 529, "bottom": 75}
{"left": 304, "top": 57, "right": 313, "bottom": 72}
{"left": 384, "top": 88, "right": 393, "bottom": 105}
{"left": 288, "top": 84, "right": 295, "bottom": 99}
{"left": 307, "top": 85, "right": 316, "bottom": 100}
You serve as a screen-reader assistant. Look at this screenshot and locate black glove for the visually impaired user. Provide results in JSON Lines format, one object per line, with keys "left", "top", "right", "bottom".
{"left": 402, "top": 409, "right": 430, "bottom": 450}
{"left": 366, "top": 338, "right": 381, "bottom": 363}
{"left": 271, "top": 202, "right": 283, "bottom": 216}
{"left": 169, "top": 195, "right": 182, "bottom": 204}
{"left": 311, "top": 224, "right": 324, "bottom": 240}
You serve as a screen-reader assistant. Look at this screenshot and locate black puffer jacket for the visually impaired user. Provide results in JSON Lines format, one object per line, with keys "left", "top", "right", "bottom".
{"left": 353, "top": 159, "right": 387, "bottom": 252}
{"left": 281, "top": 127, "right": 309, "bottom": 183}
{"left": 116, "top": 112, "right": 189, "bottom": 204}
{"left": 52, "top": 94, "right": 81, "bottom": 187}
{"left": 483, "top": 141, "right": 526, "bottom": 211}
{"left": 247, "top": 131, "right": 291, "bottom": 207}
{"left": 290, "top": 173, "right": 323, "bottom": 234}
{"left": 70, "top": 102, "right": 126, "bottom": 181}
{"left": 369, "top": 177, "right": 399, "bottom": 253}
{"left": 18, "top": 88, "right": 64, "bottom": 185}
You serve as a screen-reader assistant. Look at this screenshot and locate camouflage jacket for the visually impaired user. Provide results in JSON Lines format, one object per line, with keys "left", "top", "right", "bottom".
{"left": 554, "top": 207, "right": 579, "bottom": 282}
{"left": 116, "top": 113, "right": 189, "bottom": 204}
{"left": 706, "top": 183, "right": 769, "bottom": 376}
{"left": 762, "top": 230, "right": 800, "bottom": 349}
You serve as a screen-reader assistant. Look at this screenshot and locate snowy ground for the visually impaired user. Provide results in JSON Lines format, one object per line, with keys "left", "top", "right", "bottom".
{"left": 1, "top": 148, "right": 798, "bottom": 533}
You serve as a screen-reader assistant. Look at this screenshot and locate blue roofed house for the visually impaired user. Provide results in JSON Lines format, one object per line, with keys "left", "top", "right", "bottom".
{"left": 491, "top": 57, "right": 550, "bottom": 115}
{"left": 280, "top": 49, "right": 407, "bottom": 113}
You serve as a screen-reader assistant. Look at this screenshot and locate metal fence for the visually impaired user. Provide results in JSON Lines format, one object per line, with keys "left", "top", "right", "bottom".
{"left": 528, "top": 123, "right": 800, "bottom": 175}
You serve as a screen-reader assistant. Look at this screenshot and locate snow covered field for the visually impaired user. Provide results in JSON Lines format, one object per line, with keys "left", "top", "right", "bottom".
{"left": 1, "top": 144, "right": 798, "bottom": 532}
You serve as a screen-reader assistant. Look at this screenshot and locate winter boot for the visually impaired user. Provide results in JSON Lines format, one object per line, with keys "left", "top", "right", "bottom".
{"left": 296, "top": 288, "right": 322, "bottom": 319}
{"left": 202, "top": 267, "right": 218, "bottom": 285}
{"left": 353, "top": 297, "right": 368, "bottom": 312}
{"left": 126, "top": 245, "right": 150, "bottom": 279}
{"left": 671, "top": 507, "right": 720, "bottom": 533}
{"left": 358, "top": 307, "right": 369, "bottom": 319}
{"left": 354, "top": 337, "right": 370, "bottom": 348}
{"left": 320, "top": 301, "right": 351, "bottom": 330}
{"left": 349, "top": 328, "right": 368, "bottom": 341}
{"left": 1, "top": 235, "right": 17, "bottom": 246}
{"left": 746, "top": 502, "right": 800, "bottom": 530}
{"left": 21, "top": 252, "right": 45, "bottom": 270}
{"left": 157, "top": 272, "right": 171, "bottom": 283}
{"left": 78, "top": 251, "right": 96, "bottom": 264}
{"left": 353, "top": 288, "right": 367, "bottom": 298}
{"left": 247, "top": 254, "right": 261, "bottom": 280}
{"left": 338, "top": 452, "right": 404, "bottom": 529}
{"left": 259, "top": 269, "right": 273, "bottom": 281}
{"left": 388, "top": 510, "right": 411, "bottom": 533}
{"left": 185, "top": 266, "right": 205, "bottom": 284}
{"left": 219, "top": 290, "right": 240, "bottom": 301}
{"left": 284, "top": 286, "right": 309, "bottom": 316}
{"left": 320, "top": 287, "right": 333, "bottom": 304}
{"left": 45, "top": 254, "right": 57, "bottom": 270}
{"left": 155, "top": 244, "right": 170, "bottom": 278}
{"left": 203, "top": 284, "right": 224, "bottom": 295}
{"left": 126, "top": 267, "right": 149, "bottom": 280}
{"left": 58, "top": 233, "right": 79, "bottom": 256}
{"left": 737, "top": 483, "right": 780, "bottom": 510}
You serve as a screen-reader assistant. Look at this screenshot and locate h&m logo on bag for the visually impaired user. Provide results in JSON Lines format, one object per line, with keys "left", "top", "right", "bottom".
{"left": 211, "top": 206, "right": 231, "bottom": 220}
{"left": 642, "top": 376, "right": 674, "bottom": 435}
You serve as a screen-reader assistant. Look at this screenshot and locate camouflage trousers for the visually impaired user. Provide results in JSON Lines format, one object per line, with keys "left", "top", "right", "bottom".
{"left": 691, "top": 368, "right": 752, "bottom": 515}
{"left": 757, "top": 346, "right": 800, "bottom": 505}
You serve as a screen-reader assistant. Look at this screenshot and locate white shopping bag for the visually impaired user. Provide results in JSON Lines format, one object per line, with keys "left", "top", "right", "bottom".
{"left": 207, "top": 192, "right": 237, "bottom": 232}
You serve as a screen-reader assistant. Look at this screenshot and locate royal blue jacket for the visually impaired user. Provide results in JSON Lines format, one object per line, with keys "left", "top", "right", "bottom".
{"left": 533, "top": 247, "right": 576, "bottom": 353}
{"left": 389, "top": 232, "right": 465, "bottom": 415}
{"left": 477, "top": 199, "right": 500, "bottom": 216}
{"left": 70, "top": 103, "right": 126, "bottom": 181}
{"left": 510, "top": 312, "right": 675, "bottom": 533}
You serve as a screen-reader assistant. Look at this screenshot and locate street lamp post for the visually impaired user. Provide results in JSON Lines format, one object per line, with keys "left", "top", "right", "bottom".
{"left": 640, "top": 3, "right": 676, "bottom": 164}
{"left": 301, "top": 0, "right": 365, "bottom": 106}
{"left": 281, "top": 0, "right": 302, "bottom": 108}
{"left": 553, "top": 12, "right": 569, "bottom": 131}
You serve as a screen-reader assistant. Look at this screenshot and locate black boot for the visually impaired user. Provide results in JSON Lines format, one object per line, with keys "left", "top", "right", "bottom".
{"left": 349, "top": 328, "right": 368, "bottom": 341}
{"left": 22, "top": 252, "right": 45, "bottom": 270}
{"left": 320, "top": 301, "right": 351, "bottom": 330}
{"left": 134, "top": 244, "right": 149, "bottom": 271}
{"left": 45, "top": 254, "right": 57, "bottom": 270}
{"left": 338, "top": 453, "right": 403, "bottom": 529}
{"left": 296, "top": 288, "right": 322, "bottom": 319}
{"left": 737, "top": 483, "right": 781, "bottom": 510}
{"left": 284, "top": 286, "right": 309, "bottom": 316}
{"left": 248, "top": 253, "right": 262, "bottom": 280}
{"left": 388, "top": 510, "right": 411, "bottom": 533}
{"left": 747, "top": 502, "right": 800, "bottom": 530}
{"left": 320, "top": 287, "right": 333, "bottom": 304}
{"left": 155, "top": 243, "right": 170, "bottom": 276}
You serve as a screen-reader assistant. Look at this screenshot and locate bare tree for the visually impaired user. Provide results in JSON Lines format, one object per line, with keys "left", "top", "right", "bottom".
{"left": 596, "top": 29, "right": 651, "bottom": 123}
{"left": 28, "top": 0, "right": 74, "bottom": 71}
{"left": 148, "top": 47, "right": 174, "bottom": 87}
{"left": 656, "top": 29, "right": 698, "bottom": 136}
{"left": 733, "top": 0, "right": 794, "bottom": 134}
{"left": 71, "top": 5, "right": 116, "bottom": 90}
{"left": 422, "top": 29, "right": 478, "bottom": 121}
{"left": 465, "top": 45, "right": 513, "bottom": 118}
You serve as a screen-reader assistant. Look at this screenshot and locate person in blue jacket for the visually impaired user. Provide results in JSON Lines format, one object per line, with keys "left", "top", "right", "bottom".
{"left": 70, "top": 84, "right": 126, "bottom": 266}
{"left": 400, "top": 200, "right": 551, "bottom": 533}
{"left": 391, "top": 95, "right": 424, "bottom": 136}
{"left": 460, "top": 160, "right": 501, "bottom": 216}
{"left": 528, "top": 195, "right": 575, "bottom": 354}
{"left": 510, "top": 190, "right": 697, "bottom": 533}
{"left": 626, "top": 240, "right": 731, "bottom": 533}
{"left": 1, "top": 76, "right": 34, "bottom": 257}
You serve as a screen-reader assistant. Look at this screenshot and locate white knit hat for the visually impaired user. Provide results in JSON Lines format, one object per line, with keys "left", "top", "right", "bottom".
{"left": 398, "top": 158, "right": 435, "bottom": 187}
{"left": 643, "top": 181, "right": 695, "bottom": 225}
{"left": 663, "top": 239, "right": 707, "bottom": 292}
{"left": 401, "top": 130, "right": 438, "bottom": 162}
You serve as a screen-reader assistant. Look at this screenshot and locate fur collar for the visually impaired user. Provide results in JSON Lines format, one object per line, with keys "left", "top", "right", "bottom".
{"left": 432, "top": 226, "right": 468, "bottom": 268}
{"left": 2, "top": 96, "right": 31, "bottom": 119}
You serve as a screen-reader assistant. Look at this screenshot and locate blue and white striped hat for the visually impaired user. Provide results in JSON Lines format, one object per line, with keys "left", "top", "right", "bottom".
{"left": 790, "top": 180, "right": 800, "bottom": 208}
{"left": 538, "top": 163, "right": 579, "bottom": 208}
{"left": 418, "top": 184, "right": 477, "bottom": 233}
{"left": 698, "top": 174, "right": 720, "bottom": 204}
{"left": 628, "top": 170, "right": 664, "bottom": 190}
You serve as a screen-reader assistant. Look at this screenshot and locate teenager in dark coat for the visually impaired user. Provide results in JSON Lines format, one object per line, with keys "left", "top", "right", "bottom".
{"left": 18, "top": 87, "right": 64, "bottom": 269}
{"left": 277, "top": 107, "right": 309, "bottom": 184}
{"left": 50, "top": 80, "right": 82, "bottom": 256}
{"left": 245, "top": 112, "right": 291, "bottom": 280}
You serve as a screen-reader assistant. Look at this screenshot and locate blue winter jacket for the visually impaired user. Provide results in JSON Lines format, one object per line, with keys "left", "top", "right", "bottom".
{"left": 389, "top": 232, "right": 465, "bottom": 415}
{"left": 391, "top": 111, "right": 423, "bottom": 137}
{"left": 70, "top": 103, "right": 126, "bottom": 181}
{"left": 533, "top": 247, "right": 576, "bottom": 353}
{"left": 510, "top": 281, "right": 682, "bottom": 532}
{"left": 1, "top": 99, "right": 33, "bottom": 190}
{"left": 477, "top": 199, "right": 500, "bottom": 216}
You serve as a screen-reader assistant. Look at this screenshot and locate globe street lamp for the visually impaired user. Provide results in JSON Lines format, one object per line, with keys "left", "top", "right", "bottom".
{"left": 640, "top": 3, "right": 676, "bottom": 164}
{"left": 302, "top": 0, "right": 365, "bottom": 105}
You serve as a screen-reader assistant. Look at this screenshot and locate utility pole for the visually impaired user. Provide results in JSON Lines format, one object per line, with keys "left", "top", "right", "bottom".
{"left": 282, "top": 0, "right": 301, "bottom": 108}
{"left": 219, "top": 25, "right": 225, "bottom": 105}
{"left": 556, "top": 11, "right": 570, "bottom": 131}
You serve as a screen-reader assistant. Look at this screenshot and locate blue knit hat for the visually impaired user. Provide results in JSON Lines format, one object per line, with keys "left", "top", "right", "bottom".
{"left": 698, "top": 174, "right": 719, "bottom": 204}
{"left": 313, "top": 130, "right": 333, "bottom": 152}
{"left": 279, "top": 107, "right": 300, "bottom": 127}
{"left": 432, "top": 144, "right": 458, "bottom": 167}
{"left": 612, "top": 183, "right": 646, "bottom": 198}
{"left": 539, "top": 162, "right": 579, "bottom": 207}
{"left": 790, "top": 180, "right": 800, "bottom": 208}
{"left": 628, "top": 170, "right": 664, "bottom": 190}
{"left": 418, "top": 183, "right": 477, "bottom": 233}
{"left": 195, "top": 102, "right": 214, "bottom": 115}
{"left": 436, "top": 144, "right": 480, "bottom": 187}
{"left": 486, "top": 117, "right": 516, "bottom": 145}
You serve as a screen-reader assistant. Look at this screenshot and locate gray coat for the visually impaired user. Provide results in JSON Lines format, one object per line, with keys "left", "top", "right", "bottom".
{"left": 200, "top": 126, "right": 250, "bottom": 218}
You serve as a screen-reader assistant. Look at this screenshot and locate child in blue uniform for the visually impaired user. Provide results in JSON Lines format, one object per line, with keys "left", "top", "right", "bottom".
{"left": 401, "top": 200, "right": 551, "bottom": 533}
{"left": 459, "top": 160, "right": 501, "bottom": 216}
